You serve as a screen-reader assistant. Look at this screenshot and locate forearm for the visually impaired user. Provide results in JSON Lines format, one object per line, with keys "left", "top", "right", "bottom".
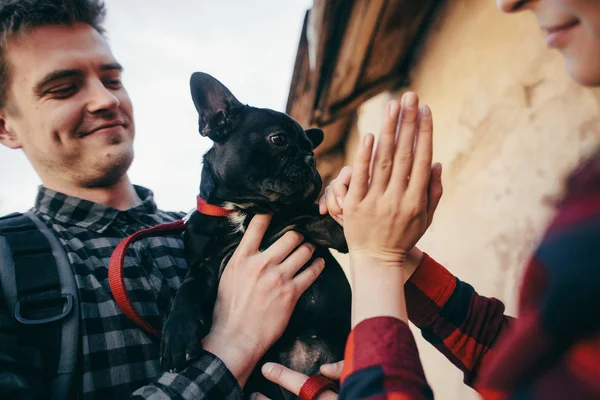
{"left": 349, "top": 253, "right": 409, "bottom": 328}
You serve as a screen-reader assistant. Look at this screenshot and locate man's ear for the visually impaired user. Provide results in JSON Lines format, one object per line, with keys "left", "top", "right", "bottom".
{"left": 0, "top": 113, "right": 22, "bottom": 149}
{"left": 190, "top": 72, "right": 243, "bottom": 143}
{"left": 305, "top": 128, "right": 324, "bottom": 149}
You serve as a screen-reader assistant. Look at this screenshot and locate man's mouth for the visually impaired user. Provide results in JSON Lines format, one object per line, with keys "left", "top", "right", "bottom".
{"left": 542, "top": 19, "right": 580, "bottom": 48}
{"left": 80, "top": 121, "right": 126, "bottom": 137}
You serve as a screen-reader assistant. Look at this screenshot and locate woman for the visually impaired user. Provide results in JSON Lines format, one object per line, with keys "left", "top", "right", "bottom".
{"left": 255, "top": 0, "right": 600, "bottom": 399}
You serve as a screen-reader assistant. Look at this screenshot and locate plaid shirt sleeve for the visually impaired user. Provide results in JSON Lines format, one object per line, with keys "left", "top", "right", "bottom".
{"left": 340, "top": 317, "right": 434, "bottom": 400}
{"left": 404, "top": 254, "right": 514, "bottom": 387}
{"left": 130, "top": 350, "right": 243, "bottom": 399}
{"left": 337, "top": 256, "right": 513, "bottom": 399}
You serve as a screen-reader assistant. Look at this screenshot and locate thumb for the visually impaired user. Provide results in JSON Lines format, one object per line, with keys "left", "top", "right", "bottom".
{"left": 320, "top": 360, "right": 344, "bottom": 380}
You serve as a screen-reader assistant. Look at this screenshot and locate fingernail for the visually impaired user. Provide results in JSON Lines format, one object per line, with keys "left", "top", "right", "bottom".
{"left": 419, "top": 104, "right": 431, "bottom": 118}
{"left": 262, "top": 362, "right": 274, "bottom": 376}
{"left": 321, "top": 363, "right": 334, "bottom": 372}
{"left": 404, "top": 92, "right": 417, "bottom": 109}
{"left": 318, "top": 258, "right": 325, "bottom": 268}
{"left": 336, "top": 197, "right": 344, "bottom": 209}
{"left": 388, "top": 101, "right": 400, "bottom": 117}
{"left": 363, "top": 133, "right": 374, "bottom": 148}
{"left": 249, "top": 394, "right": 258, "bottom": 400}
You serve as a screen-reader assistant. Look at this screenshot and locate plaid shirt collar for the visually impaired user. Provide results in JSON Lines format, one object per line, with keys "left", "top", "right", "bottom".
{"left": 33, "top": 185, "right": 160, "bottom": 233}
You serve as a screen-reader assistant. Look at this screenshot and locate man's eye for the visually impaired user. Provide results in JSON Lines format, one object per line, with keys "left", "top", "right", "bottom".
{"left": 105, "top": 79, "right": 122, "bottom": 89}
{"left": 269, "top": 134, "right": 287, "bottom": 146}
{"left": 47, "top": 85, "right": 77, "bottom": 98}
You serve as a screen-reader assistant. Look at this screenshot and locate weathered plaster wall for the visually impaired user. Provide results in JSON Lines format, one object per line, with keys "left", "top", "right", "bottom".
{"left": 336, "top": 0, "right": 600, "bottom": 398}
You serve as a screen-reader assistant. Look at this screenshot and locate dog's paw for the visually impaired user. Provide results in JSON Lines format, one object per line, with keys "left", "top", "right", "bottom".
{"left": 160, "top": 313, "right": 206, "bottom": 371}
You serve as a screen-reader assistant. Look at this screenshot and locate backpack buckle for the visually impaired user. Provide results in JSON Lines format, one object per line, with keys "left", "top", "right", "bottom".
{"left": 14, "top": 293, "right": 74, "bottom": 325}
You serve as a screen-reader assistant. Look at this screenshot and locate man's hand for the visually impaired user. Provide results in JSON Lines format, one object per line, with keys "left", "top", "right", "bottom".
{"left": 251, "top": 361, "right": 343, "bottom": 399}
{"left": 202, "top": 214, "right": 325, "bottom": 387}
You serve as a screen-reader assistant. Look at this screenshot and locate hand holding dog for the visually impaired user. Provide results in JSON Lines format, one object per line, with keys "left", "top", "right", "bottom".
{"left": 202, "top": 214, "right": 324, "bottom": 387}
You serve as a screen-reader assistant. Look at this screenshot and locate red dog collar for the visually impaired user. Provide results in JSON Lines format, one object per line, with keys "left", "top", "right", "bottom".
{"left": 196, "top": 196, "right": 234, "bottom": 217}
{"left": 299, "top": 374, "right": 338, "bottom": 400}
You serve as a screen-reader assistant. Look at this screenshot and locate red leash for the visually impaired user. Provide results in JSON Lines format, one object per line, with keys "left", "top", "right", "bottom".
{"left": 109, "top": 196, "right": 233, "bottom": 337}
{"left": 108, "top": 219, "right": 186, "bottom": 337}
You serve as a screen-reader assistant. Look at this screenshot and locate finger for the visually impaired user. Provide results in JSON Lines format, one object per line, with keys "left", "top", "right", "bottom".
{"left": 250, "top": 394, "right": 271, "bottom": 400}
{"left": 346, "top": 133, "right": 374, "bottom": 201}
{"left": 326, "top": 184, "right": 343, "bottom": 218}
{"left": 406, "top": 105, "right": 433, "bottom": 202}
{"left": 426, "top": 162, "right": 443, "bottom": 226}
{"left": 331, "top": 166, "right": 352, "bottom": 208}
{"left": 262, "top": 231, "right": 305, "bottom": 265}
{"left": 237, "top": 214, "right": 272, "bottom": 256}
{"left": 320, "top": 360, "right": 344, "bottom": 380}
{"left": 262, "top": 362, "right": 308, "bottom": 395}
{"left": 370, "top": 100, "right": 401, "bottom": 191}
{"left": 280, "top": 242, "right": 316, "bottom": 277}
{"left": 390, "top": 92, "right": 419, "bottom": 193}
{"left": 293, "top": 258, "right": 325, "bottom": 294}
{"left": 318, "top": 189, "right": 328, "bottom": 215}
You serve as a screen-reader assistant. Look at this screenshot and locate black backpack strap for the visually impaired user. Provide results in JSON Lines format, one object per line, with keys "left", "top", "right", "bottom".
{"left": 0, "top": 212, "right": 79, "bottom": 399}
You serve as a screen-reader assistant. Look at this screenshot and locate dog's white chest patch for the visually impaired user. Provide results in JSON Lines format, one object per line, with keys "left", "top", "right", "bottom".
{"left": 223, "top": 202, "right": 247, "bottom": 233}
{"left": 287, "top": 339, "right": 321, "bottom": 373}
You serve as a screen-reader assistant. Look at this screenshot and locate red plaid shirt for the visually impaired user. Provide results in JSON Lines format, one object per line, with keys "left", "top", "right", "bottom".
{"left": 339, "top": 152, "right": 600, "bottom": 399}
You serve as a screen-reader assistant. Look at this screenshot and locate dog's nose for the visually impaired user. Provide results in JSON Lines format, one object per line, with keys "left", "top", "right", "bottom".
{"left": 305, "top": 155, "right": 316, "bottom": 167}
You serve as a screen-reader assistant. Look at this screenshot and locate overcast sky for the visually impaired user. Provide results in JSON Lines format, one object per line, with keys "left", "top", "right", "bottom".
{"left": 0, "top": 0, "right": 312, "bottom": 214}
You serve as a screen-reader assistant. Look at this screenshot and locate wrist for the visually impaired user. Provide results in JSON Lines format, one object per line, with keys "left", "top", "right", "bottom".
{"left": 349, "top": 252, "right": 404, "bottom": 270}
{"left": 201, "top": 330, "right": 265, "bottom": 388}
{"left": 349, "top": 256, "right": 408, "bottom": 328}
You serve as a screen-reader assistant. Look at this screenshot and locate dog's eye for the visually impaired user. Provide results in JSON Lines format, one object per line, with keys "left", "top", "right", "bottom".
{"left": 269, "top": 134, "right": 288, "bottom": 146}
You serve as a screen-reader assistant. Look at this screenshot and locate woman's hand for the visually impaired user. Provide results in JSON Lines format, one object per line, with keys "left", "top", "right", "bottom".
{"left": 202, "top": 214, "right": 325, "bottom": 387}
{"left": 323, "top": 92, "right": 442, "bottom": 265}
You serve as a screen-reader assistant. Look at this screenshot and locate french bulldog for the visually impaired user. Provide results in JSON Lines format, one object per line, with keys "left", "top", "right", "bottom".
{"left": 160, "top": 72, "right": 351, "bottom": 399}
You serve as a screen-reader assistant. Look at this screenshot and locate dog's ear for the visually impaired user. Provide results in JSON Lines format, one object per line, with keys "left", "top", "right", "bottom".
{"left": 305, "top": 128, "right": 324, "bottom": 149}
{"left": 190, "top": 72, "right": 243, "bottom": 143}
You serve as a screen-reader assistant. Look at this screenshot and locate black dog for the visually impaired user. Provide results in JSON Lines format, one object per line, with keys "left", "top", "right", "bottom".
{"left": 160, "top": 72, "right": 351, "bottom": 399}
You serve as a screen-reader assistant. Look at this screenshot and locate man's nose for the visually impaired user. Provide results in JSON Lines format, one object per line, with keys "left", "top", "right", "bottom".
{"left": 496, "top": 0, "right": 532, "bottom": 13}
{"left": 87, "top": 80, "right": 120, "bottom": 113}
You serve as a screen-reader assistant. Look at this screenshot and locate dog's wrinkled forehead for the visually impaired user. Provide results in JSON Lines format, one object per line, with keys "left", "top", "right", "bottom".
{"left": 240, "top": 108, "right": 311, "bottom": 145}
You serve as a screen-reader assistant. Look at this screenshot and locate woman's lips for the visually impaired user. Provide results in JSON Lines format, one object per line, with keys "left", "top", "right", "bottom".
{"left": 543, "top": 20, "right": 580, "bottom": 48}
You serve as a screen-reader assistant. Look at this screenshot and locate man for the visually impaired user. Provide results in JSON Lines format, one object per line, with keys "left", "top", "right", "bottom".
{"left": 0, "top": 1, "right": 323, "bottom": 398}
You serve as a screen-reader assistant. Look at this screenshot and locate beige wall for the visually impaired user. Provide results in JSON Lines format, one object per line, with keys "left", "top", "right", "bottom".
{"left": 336, "top": 0, "right": 600, "bottom": 399}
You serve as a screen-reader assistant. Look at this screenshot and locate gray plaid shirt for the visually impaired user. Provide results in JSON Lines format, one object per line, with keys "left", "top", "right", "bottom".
{"left": 0, "top": 186, "right": 243, "bottom": 399}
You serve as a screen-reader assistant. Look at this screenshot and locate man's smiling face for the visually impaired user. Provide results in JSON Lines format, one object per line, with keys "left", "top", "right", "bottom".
{"left": 0, "top": 22, "right": 135, "bottom": 188}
